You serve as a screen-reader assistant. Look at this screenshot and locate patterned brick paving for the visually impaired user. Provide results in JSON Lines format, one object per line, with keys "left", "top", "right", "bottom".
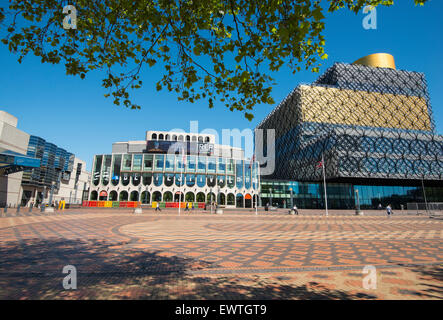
{"left": 0, "top": 209, "right": 442, "bottom": 299}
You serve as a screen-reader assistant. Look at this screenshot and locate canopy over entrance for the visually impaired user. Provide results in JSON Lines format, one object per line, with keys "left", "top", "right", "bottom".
{"left": 0, "top": 148, "right": 41, "bottom": 176}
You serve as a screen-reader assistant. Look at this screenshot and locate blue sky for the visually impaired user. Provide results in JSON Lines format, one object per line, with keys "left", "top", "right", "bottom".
{"left": 1, "top": 1, "right": 442, "bottom": 171}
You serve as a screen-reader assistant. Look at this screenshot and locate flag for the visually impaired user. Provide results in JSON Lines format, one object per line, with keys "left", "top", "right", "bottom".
{"left": 316, "top": 160, "right": 323, "bottom": 168}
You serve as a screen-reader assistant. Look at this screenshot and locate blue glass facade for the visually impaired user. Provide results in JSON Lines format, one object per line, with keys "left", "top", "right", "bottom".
{"left": 22, "top": 135, "right": 75, "bottom": 188}
{"left": 261, "top": 180, "right": 443, "bottom": 210}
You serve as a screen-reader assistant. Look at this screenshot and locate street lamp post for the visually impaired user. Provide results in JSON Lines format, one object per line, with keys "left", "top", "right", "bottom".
{"left": 48, "top": 182, "right": 55, "bottom": 208}
{"left": 355, "top": 189, "right": 362, "bottom": 215}
{"left": 210, "top": 187, "right": 213, "bottom": 214}
{"left": 421, "top": 172, "right": 429, "bottom": 214}
{"left": 269, "top": 188, "right": 273, "bottom": 208}
{"left": 289, "top": 187, "right": 293, "bottom": 208}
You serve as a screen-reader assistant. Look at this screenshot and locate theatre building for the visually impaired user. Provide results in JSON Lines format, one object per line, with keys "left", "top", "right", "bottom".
{"left": 257, "top": 53, "right": 443, "bottom": 209}
{"left": 87, "top": 131, "right": 260, "bottom": 208}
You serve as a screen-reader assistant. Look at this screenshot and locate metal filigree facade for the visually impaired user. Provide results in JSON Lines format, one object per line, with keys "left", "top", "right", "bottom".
{"left": 257, "top": 62, "right": 443, "bottom": 182}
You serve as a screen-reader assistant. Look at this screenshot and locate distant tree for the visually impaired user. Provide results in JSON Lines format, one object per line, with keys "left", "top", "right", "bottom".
{"left": 0, "top": 0, "right": 427, "bottom": 120}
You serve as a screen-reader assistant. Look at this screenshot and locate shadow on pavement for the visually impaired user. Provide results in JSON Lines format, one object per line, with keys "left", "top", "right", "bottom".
{"left": 0, "top": 238, "right": 432, "bottom": 300}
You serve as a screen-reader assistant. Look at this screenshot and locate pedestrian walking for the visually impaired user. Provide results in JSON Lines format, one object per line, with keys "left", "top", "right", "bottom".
{"left": 185, "top": 202, "right": 189, "bottom": 212}
{"left": 386, "top": 204, "right": 392, "bottom": 217}
{"left": 155, "top": 202, "right": 161, "bottom": 212}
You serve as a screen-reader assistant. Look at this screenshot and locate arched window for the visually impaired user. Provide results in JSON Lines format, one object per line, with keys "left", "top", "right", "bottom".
{"left": 196, "top": 192, "right": 205, "bottom": 203}
{"left": 122, "top": 173, "right": 130, "bottom": 186}
{"left": 152, "top": 133, "right": 157, "bottom": 140}
{"left": 132, "top": 173, "right": 141, "bottom": 186}
{"left": 90, "top": 191, "right": 98, "bottom": 201}
{"left": 99, "top": 190, "right": 108, "bottom": 201}
{"left": 130, "top": 191, "right": 139, "bottom": 201}
{"left": 186, "top": 135, "right": 190, "bottom": 141}
{"left": 217, "top": 193, "right": 226, "bottom": 205}
{"left": 174, "top": 192, "right": 184, "bottom": 202}
{"left": 173, "top": 135, "right": 177, "bottom": 141}
{"left": 158, "top": 134, "right": 164, "bottom": 140}
{"left": 109, "top": 191, "right": 118, "bottom": 201}
{"left": 119, "top": 191, "right": 129, "bottom": 201}
{"left": 185, "top": 192, "right": 195, "bottom": 202}
{"left": 236, "top": 193, "right": 244, "bottom": 207}
{"left": 245, "top": 193, "right": 252, "bottom": 208}
{"left": 198, "top": 136, "right": 203, "bottom": 142}
{"left": 205, "top": 136, "right": 210, "bottom": 142}
{"left": 153, "top": 191, "right": 162, "bottom": 202}
{"left": 165, "top": 134, "right": 170, "bottom": 140}
{"left": 178, "top": 135, "right": 184, "bottom": 141}
{"left": 192, "top": 136, "right": 197, "bottom": 142}
{"left": 141, "top": 191, "right": 150, "bottom": 204}
{"left": 207, "top": 192, "right": 216, "bottom": 204}
{"left": 163, "top": 191, "right": 173, "bottom": 202}
{"left": 227, "top": 193, "right": 235, "bottom": 206}
{"left": 142, "top": 173, "right": 152, "bottom": 186}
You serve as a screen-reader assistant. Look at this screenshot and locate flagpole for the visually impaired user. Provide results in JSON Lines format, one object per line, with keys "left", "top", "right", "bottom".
{"left": 178, "top": 148, "right": 184, "bottom": 216}
{"left": 322, "top": 153, "right": 328, "bottom": 216}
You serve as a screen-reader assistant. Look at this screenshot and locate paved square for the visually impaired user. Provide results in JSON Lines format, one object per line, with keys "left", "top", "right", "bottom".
{"left": 0, "top": 208, "right": 442, "bottom": 299}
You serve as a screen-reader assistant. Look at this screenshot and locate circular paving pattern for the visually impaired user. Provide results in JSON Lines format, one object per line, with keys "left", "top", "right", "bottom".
{"left": 0, "top": 210, "right": 442, "bottom": 299}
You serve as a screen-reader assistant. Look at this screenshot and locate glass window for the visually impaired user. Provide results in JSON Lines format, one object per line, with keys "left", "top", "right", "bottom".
{"left": 153, "top": 173, "right": 163, "bottom": 186}
{"left": 164, "top": 173, "right": 174, "bottom": 186}
{"left": 227, "top": 175, "right": 235, "bottom": 188}
{"left": 252, "top": 162, "right": 259, "bottom": 190}
{"left": 92, "top": 155, "right": 103, "bottom": 186}
{"left": 143, "top": 154, "right": 153, "bottom": 171}
{"left": 196, "top": 175, "right": 206, "bottom": 188}
{"left": 207, "top": 174, "right": 216, "bottom": 187}
{"left": 217, "top": 175, "right": 226, "bottom": 188}
{"left": 175, "top": 173, "right": 185, "bottom": 187}
{"left": 207, "top": 157, "right": 216, "bottom": 173}
{"left": 187, "top": 156, "right": 196, "bottom": 172}
{"left": 218, "top": 158, "right": 226, "bottom": 173}
{"left": 176, "top": 155, "right": 185, "bottom": 171}
{"left": 132, "top": 172, "right": 141, "bottom": 186}
{"left": 236, "top": 160, "right": 243, "bottom": 189}
{"left": 102, "top": 155, "right": 112, "bottom": 186}
{"left": 197, "top": 157, "right": 206, "bottom": 173}
{"left": 186, "top": 174, "right": 196, "bottom": 187}
{"left": 122, "top": 172, "right": 130, "bottom": 186}
{"left": 226, "top": 159, "right": 234, "bottom": 174}
{"left": 154, "top": 155, "right": 164, "bottom": 171}
{"left": 142, "top": 173, "right": 152, "bottom": 186}
{"left": 244, "top": 163, "right": 251, "bottom": 189}
{"left": 111, "top": 155, "right": 121, "bottom": 186}
{"left": 133, "top": 154, "right": 143, "bottom": 171}
{"left": 122, "top": 154, "right": 132, "bottom": 171}
{"left": 165, "top": 155, "right": 174, "bottom": 171}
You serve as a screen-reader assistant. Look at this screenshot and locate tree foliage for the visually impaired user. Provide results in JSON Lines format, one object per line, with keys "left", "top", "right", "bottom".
{"left": 0, "top": 0, "right": 428, "bottom": 120}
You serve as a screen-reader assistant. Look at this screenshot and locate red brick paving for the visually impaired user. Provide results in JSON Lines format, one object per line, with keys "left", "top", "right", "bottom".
{"left": 0, "top": 208, "right": 442, "bottom": 299}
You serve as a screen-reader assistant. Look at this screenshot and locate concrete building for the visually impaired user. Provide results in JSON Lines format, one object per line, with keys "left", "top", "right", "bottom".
{"left": 89, "top": 130, "right": 260, "bottom": 208}
{"left": 0, "top": 111, "right": 40, "bottom": 207}
{"left": 20, "top": 135, "right": 91, "bottom": 207}
{"left": 0, "top": 110, "right": 90, "bottom": 208}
